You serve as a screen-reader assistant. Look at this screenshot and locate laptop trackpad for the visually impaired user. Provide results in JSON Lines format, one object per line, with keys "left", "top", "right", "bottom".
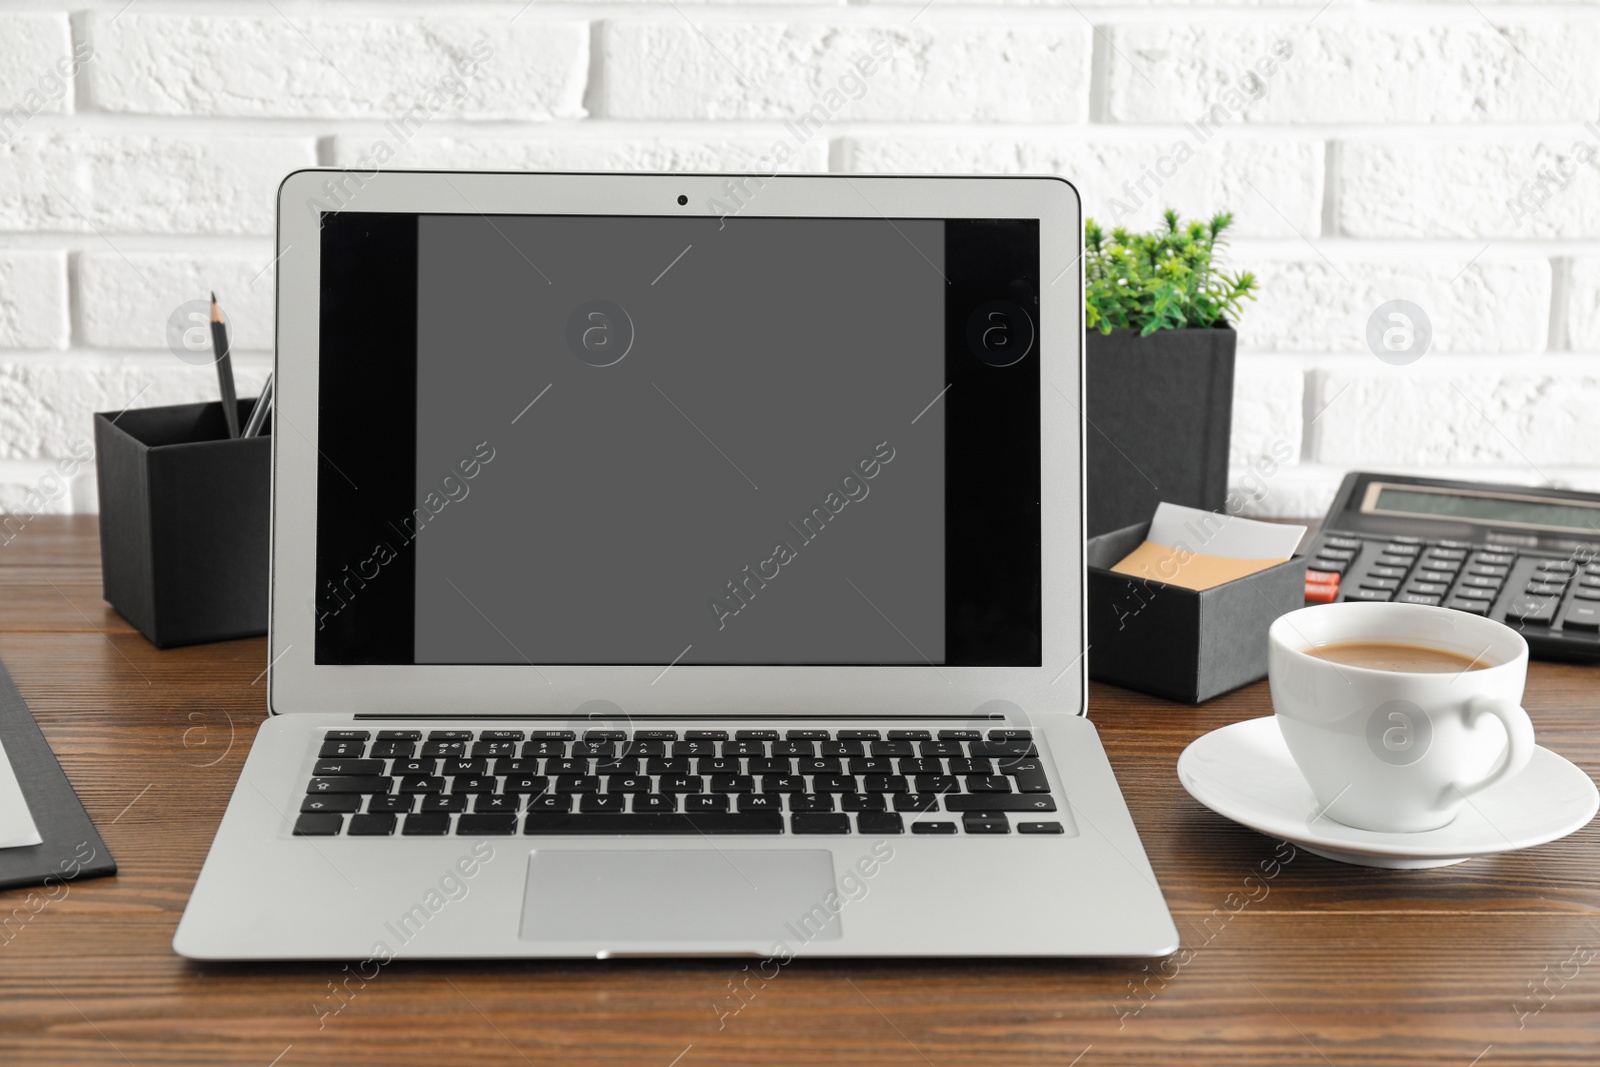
{"left": 520, "top": 849, "right": 842, "bottom": 943}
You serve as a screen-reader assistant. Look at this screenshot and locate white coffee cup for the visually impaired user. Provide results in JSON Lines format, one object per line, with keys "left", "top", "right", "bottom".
{"left": 1266, "top": 602, "right": 1535, "bottom": 834}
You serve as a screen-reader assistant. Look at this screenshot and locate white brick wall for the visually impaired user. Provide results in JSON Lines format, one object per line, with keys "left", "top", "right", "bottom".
{"left": 1, "top": 1, "right": 1596, "bottom": 519}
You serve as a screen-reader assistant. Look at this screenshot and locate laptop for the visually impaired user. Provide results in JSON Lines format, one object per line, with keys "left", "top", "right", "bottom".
{"left": 174, "top": 171, "right": 1178, "bottom": 960}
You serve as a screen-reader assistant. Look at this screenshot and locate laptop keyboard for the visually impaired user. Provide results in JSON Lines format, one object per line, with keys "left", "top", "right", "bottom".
{"left": 294, "top": 728, "right": 1063, "bottom": 838}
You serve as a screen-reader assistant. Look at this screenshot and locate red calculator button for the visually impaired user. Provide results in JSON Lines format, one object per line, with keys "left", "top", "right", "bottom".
{"left": 1304, "top": 580, "right": 1339, "bottom": 604}
{"left": 1305, "top": 569, "right": 1340, "bottom": 585}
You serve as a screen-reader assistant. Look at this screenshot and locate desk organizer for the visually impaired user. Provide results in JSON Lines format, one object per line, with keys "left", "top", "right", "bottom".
{"left": 1086, "top": 521, "right": 1306, "bottom": 704}
{"left": 93, "top": 400, "right": 270, "bottom": 648}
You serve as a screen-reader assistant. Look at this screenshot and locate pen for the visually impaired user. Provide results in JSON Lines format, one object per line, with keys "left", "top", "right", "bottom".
{"left": 210, "top": 291, "right": 240, "bottom": 438}
{"left": 242, "top": 372, "right": 274, "bottom": 438}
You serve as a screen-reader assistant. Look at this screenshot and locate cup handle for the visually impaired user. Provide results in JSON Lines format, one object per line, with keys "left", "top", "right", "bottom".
{"left": 1452, "top": 696, "right": 1536, "bottom": 799}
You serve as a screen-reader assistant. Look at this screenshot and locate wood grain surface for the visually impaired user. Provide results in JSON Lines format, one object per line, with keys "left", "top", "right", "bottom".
{"left": 0, "top": 517, "right": 1596, "bottom": 1067}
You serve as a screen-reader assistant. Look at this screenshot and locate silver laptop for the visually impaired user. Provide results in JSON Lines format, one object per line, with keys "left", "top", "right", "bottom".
{"left": 174, "top": 171, "right": 1178, "bottom": 960}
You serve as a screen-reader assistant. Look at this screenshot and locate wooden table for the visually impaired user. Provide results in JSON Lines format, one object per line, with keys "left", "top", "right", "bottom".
{"left": 1, "top": 516, "right": 1596, "bottom": 1066}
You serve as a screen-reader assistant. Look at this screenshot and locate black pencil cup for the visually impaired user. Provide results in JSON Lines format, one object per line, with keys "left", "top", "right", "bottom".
{"left": 93, "top": 400, "right": 270, "bottom": 648}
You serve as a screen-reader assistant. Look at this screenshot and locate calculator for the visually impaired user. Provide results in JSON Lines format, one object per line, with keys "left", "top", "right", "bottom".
{"left": 1303, "top": 472, "right": 1600, "bottom": 661}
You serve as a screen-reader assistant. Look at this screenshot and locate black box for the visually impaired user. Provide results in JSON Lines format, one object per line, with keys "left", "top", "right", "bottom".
{"left": 93, "top": 400, "right": 270, "bottom": 648}
{"left": 1086, "top": 521, "right": 1306, "bottom": 704}
{"left": 1085, "top": 327, "right": 1235, "bottom": 536}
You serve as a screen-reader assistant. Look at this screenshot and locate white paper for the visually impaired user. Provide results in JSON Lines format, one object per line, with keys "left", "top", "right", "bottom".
{"left": 0, "top": 735, "right": 42, "bottom": 849}
{"left": 1145, "top": 502, "right": 1306, "bottom": 561}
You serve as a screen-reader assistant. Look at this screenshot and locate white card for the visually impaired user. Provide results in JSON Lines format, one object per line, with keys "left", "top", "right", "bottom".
{"left": 0, "top": 735, "right": 43, "bottom": 849}
{"left": 1145, "top": 502, "right": 1306, "bottom": 561}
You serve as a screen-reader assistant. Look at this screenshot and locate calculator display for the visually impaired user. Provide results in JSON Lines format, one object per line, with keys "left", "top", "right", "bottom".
{"left": 1372, "top": 487, "right": 1600, "bottom": 535}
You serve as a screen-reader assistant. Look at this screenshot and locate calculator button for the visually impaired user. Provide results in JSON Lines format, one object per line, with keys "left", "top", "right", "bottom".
{"left": 1467, "top": 565, "right": 1509, "bottom": 578}
{"left": 1305, "top": 580, "right": 1338, "bottom": 604}
{"left": 1536, "top": 560, "right": 1577, "bottom": 574}
{"left": 1473, "top": 553, "right": 1515, "bottom": 566}
{"left": 1397, "top": 593, "right": 1441, "bottom": 606}
{"left": 1346, "top": 588, "right": 1393, "bottom": 602}
{"left": 1504, "top": 597, "right": 1559, "bottom": 625}
{"left": 1306, "top": 569, "right": 1340, "bottom": 585}
{"left": 1452, "top": 585, "right": 1495, "bottom": 601}
{"left": 1375, "top": 554, "right": 1415, "bottom": 568}
{"left": 1561, "top": 603, "right": 1600, "bottom": 631}
{"left": 1587, "top": 564, "right": 1600, "bottom": 576}
{"left": 1359, "top": 577, "right": 1400, "bottom": 591}
{"left": 1427, "top": 548, "right": 1467, "bottom": 561}
{"left": 1437, "top": 540, "right": 1475, "bottom": 549}
{"left": 1324, "top": 535, "right": 1362, "bottom": 550}
{"left": 1368, "top": 565, "right": 1408, "bottom": 580}
{"left": 1423, "top": 559, "right": 1462, "bottom": 573}
{"left": 1311, "top": 558, "right": 1348, "bottom": 576}
{"left": 1580, "top": 575, "right": 1600, "bottom": 588}
{"left": 1389, "top": 535, "right": 1424, "bottom": 545}
{"left": 1318, "top": 547, "right": 1356, "bottom": 561}
{"left": 1406, "top": 581, "right": 1448, "bottom": 595}
{"left": 1415, "top": 569, "right": 1456, "bottom": 584}
{"left": 1577, "top": 586, "right": 1600, "bottom": 601}
{"left": 1446, "top": 599, "right": 1490, "bottom": 616}
{"left": 1460, "top": 575, "right": 1502, "bottom": 589}
{"left": 1382, "top": 543, "right": 1420, "bottom": 556}
{"left": 1525, "top": 581, "right": 1567, "bottom": 597}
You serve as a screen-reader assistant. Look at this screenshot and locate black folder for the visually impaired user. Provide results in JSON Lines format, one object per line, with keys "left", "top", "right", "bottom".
{"left": 0, "top": 656, "right": 116, "bottom": 891}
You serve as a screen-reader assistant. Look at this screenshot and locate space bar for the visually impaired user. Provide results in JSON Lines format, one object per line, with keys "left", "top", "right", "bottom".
{"left": 524, "top": 813, "right": 784, "bottom": 835}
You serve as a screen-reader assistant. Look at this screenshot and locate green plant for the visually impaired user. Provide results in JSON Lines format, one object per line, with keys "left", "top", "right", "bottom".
{"left": 1084, "top": 209, "right": 1258, "bottom": 336}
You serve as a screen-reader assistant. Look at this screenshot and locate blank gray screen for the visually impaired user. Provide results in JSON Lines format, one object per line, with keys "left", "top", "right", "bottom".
{"left": 411, "top": 215, "right": 946, "bottom": 664}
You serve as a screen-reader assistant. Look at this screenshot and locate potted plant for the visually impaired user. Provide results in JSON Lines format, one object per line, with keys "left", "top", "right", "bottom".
{"left": 1084, "top": 210, "right": 1258, "bottom": 535}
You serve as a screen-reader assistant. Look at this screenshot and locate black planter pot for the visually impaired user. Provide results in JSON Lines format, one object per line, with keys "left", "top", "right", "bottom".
{"left": 1084, "top": 327, "right": 1236, "bottom": 537}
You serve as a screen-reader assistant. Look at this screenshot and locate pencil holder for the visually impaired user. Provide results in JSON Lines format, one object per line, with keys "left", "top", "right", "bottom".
{"left": 93, "top": 399, "right": 270, "bottom": 648}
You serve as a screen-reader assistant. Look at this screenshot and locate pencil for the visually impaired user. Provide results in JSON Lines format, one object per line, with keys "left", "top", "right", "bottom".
{"left": 210, "top": 291, "right": 240, "bottom": 438}
{"left": 242, "top": 372, "right": 274, "bottom": 438}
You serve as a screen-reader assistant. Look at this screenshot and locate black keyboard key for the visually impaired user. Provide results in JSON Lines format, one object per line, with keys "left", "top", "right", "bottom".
{"left": 634, "top": 793, "right": 677, "bottom": 812}
{"left": 527, "top": 794, "right": 571, "bottom": 812}
{"left": 398, "top": 775, "right": 445, "bottom": 793}
{"left": 1562, "top": 602, "right": 1600, "bottom": 630}
{"left": 1453, "top": 584, "right": 1495, "bottom": 601}
{"left": 888, "top": 730, "right": 931, "bottom": 740}
{"left": 1427, "top": 548, "right": 1466, "bottom": 561}
{"left": 451, "top": 775, "right": 498, "bottom": 794}
{"left": 646, "top": 757, "right": 690, "bottom": 775}
{"left": 421, "top": 794, "right": 467, "bottom": 813}
{"left": 1006, "top": 759, "right": 1051, "bottom": 793}
{"left": 848, "top": 757, "right": 894, "bottom": 775}
{"left": 571, "top": 742, "right": 614, "bottom": 758}
{"left": 1317, "top": 547, "right": 1355, "bottom": 561}
{"left": 894, "top": 793, "right": 942, "bottom": 812}
{"left": 1406, "top": 581, "right": 1448, "bottom": 595}
{"left": 710, "top": 775, "right": 756, "bottom": 794}
{"left": 369, "top": 739, "right": 414, "bottom": 758}
{"left": 377, "top": 729, "right": 423, "bottom": 740}
{"left": 1019, "top": 822, "right": 1065, "bottom": 834}
{"left": 1473, "top": 553, "right": 1515, "bottom": 566}
{"left": 913, "top": 775, "right": 960, "bottom": 794}
{"left": 1537, "top": 559, "right": 1577, "bottom": 574}
{"left": 857, "top": 812, "right": 904, "bottom": 834}
{"left": 1311, "top": 558, "right": 1347, "bottom": 576}
{"left": 899, "top": 758, "right": 943, "bottom": 775}
{"left": 555, "top": 775, "right": 601, "bottom": 793}
{"left": 687, "top": 729, "right": 730, "bottom": 741}
{"left": 624, "top": 740, "right": 666, "bottom": 758}
{"left": 938, "top": 730, "right": 982, "bottom": 741}
{"left": 947, "top": 794, "right": 1057, "bottom": 812}
{"left": 319, "top": 740, "right": 365, "bottom": 759}
{"left": 697, "top": 757, "right": 741, "bottom": 775}
{"left": 348, "top": 813, "right": 397, "bottom": 836}
{"left": 772, "top": 740, "right": 815, "bottom": 757}
{"left": 863, "top": 775, "right": 909, "bottom": 793}
{"left": 442, "top": 758, "right": 487, "bottom": 776}
{"left": 967, "top": 740, "right": 1037, "bottom": 758}
{"left": 580, "top": 794, "right": 629, "bottom": 813}
{"left": 1459, "top": 575, "right": 1502, "bottom": 590}
{"left": 949, "top": 758, "right": 993, "bottom": 775}
{"left": 1468, "top": 565, "right": 1509, "bottom": 578}
{"left": 738, "top": 794, "right": 782, "bottom": 813}
{"left": 595, "top": 757, "right": 639, "bottom": 775}
{"left": 472, "top": 741, "right": 519, "bottom": 758}
{"left": 965, "top": 775, "right": 1013, "bottom": 793}
{"left": 633, "top": 730, "right": 678, "bottom": 741}
{"left": 584, "top": 729, "right": 627, "bottom": 742}
{"left": 911, "top": 820, "right": 957, "bottom": 834}
{"left": 792, "top": 813, "right": 851, "bottom": 834}
{"left": 457, "top": 813, "right": 518, "bottom": 835}
{"left": 789, "top": 793, "right": 835, "bottom": 812}
{"left": 735, "top": 730, "right": 778, "bottom": 741}
{"left": 503, "top": 775, "right": 550, "bottom": 795}
{"left": 523, "top": 812, "right": 783, "bottom": 834}
{"left": 962, "top": 812, "right": 1010, "bottom": 834}
{"left": 428, "top": 730, "right": 473, "bottom": 740}
{"left": 325, "top": 729, "right": 371, "bottom": 741}
{"left": 1387, "top": 535, "right": 1423, "bottom": 545}
{"left": 494, "top": 758, "right": 543, "bottom": 776}
{"left": 421, "top": 740, "right": 467, "bottom": 758}
{"left": 761, "top": 775, "right": 806, "bottom": 793}
{"left": 1323, "top": 535, "right": 1362, "bottom": 549}
{"left": 798, "top": 757, "right": 842, "bottom": 775}
{"left": 837, "top": 729, "right": 880, "bottom": 741}
{"left": 1368, "top": 566, "right": 1407, "bottom": 580}
{"left": 1374, "top": 554, "right": 1414, "bottom": 568}
{"left": 840, "top": 792, "right": 887, "bottom": 812}
{"left": 530, "top": 730, "right": 576, "bottom": 740}
{"left": 672, "top": 740, "right": 718, "bottom": 757}
{"left": 920, "top": 740, "right": 963, "bottom": 757}
{"left": 313, "top": 758, "right": 386, "bottom": 777}
{"left": 1525, "top": 581, "right": 1566, "bottom": 597}
{"left": 481, "top": 730, "right": 525, "bottom": 742}
{"left": 301, "top": 794, "right": 361, "bottom": 813}
{"left": 545, "top": 758, "right": 589, "bottom": 775}
{"left": 607, "top": 774, "right": 653, "bottom": 793}
{"left": 812, "top": 775, "right": 857, "bottom": 793}
{"left": 474, "top": 794, "right": 519, "bottom": 814}
{"left": 723, "top": 741, "right": 765, "bottom": 758}
{"left": 659, "top": 775, "right": 704, "bottom": 794}
{"left": 786, "top": 730, "right": 829, "bottom": 741}
{"left": 367, "top": 794, "right": 413, "bottom": 814}
{"left": 524, "top": 739, "right": 566, "bottom": 757}
{"left": 393, "top": 758, "right": 439, "bottom": 776}
{"left": 683, "top": 794, "right": 729, "bottom": 813}
{"left": 1414, "top": 569, "right": 1455, "bottom": 584}
{"left": 821, "top": 740, "right": 864, "bottom": 757}
{"left": 307, "top": 776, "right": 391, "bottom": 795}
{"left": 749, "top": 758, "right": 792, "bottom": 775}
{"left": 294, "top": 813, "right": 343, "bottom": 836}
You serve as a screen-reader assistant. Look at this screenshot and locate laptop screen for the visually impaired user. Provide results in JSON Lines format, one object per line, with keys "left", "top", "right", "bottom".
{"left": 313, "top": 211, "right": 1041, "bottom": 667}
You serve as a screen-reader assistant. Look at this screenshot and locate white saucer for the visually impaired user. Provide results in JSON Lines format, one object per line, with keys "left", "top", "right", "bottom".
{"left": 1177, "top": 717, "right": 1599, "bottom": 869}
